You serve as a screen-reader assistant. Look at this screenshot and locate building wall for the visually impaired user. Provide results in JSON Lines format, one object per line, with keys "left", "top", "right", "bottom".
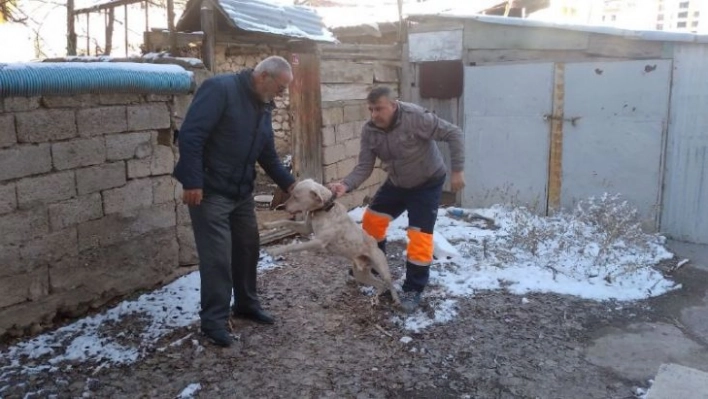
{"left": 317, "top": 43, "right": 400, "bottom": 209}
{"left": 0, "top": 66, "right": 209, "bottom": 338}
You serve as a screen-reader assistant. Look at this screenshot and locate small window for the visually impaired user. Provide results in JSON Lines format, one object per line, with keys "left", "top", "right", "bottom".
{"left": 611, "top": 14, "right": 617, "bottom": 21}
{"left": 678, "top": 11, "right": 688, "bottom": 18}
{"left": 658, "top": 14, "right": 664, "bottom": 21}
{"left": 692, "top": 21, "right": 699, "bottom": 27}
{"left": 679, "top": 1, "right": 690, "bottom": 8}
{"left": 656, "top": 24, "right": 664, "bottom": 30}
{"left": 677, "top": 21, "right": 687, "bottom": 28}
{"left": 694, "top": 11, "right": 700, "bottom": 17}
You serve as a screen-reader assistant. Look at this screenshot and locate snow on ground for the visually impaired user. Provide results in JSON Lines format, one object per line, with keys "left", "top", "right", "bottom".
{"left": 0, "top": 197, "right": 680, "bottom": 378}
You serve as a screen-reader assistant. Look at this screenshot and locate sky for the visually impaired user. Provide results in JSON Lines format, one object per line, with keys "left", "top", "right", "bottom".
{"left": 0, "top": 198, "right": 682, "bottom": 394}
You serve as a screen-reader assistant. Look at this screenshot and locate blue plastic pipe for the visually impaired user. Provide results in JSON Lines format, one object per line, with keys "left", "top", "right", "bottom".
{"left": 0, "top": 62, "right": 195, "bottom": 98}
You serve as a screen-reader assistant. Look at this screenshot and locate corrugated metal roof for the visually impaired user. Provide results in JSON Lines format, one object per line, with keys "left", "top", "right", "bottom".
{"left": 215, "top": 0, "right": 335, "bottom": 42}
{"left": 406, "top": 12, "right": 708, "bottom": 44}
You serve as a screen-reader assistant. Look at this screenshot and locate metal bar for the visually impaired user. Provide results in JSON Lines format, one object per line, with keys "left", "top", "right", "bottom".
{"left": 145, "top": 0, "right": 149, "bottom": 33}
{"left": 546, "top": 63, "right": 566, "bottom": 214}
{"left": 67, "top": 0, "right": 77, "bottom": 55}
{"left": 86, "top": 14, "right": 90, "bottom": 54}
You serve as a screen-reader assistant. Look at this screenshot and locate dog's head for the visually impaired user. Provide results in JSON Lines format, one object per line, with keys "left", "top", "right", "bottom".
{"left": 282, "top": 179, "right": 333, "bottom": 214}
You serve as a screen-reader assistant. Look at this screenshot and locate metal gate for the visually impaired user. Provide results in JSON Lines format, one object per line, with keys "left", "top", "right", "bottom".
{"left": 463, "top": 59, "right": 673, "bottom": 230}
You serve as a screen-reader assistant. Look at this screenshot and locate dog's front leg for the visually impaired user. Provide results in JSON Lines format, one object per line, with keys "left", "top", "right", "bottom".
{"left": 267, "top": 238, "right": 325, "bottom": 256}
{"left": 263, "top": 219, "right": 313, "bottom": 236}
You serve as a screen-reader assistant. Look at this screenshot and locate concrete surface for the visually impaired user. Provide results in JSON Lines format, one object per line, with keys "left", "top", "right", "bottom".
{"left": 646, "top": 363, "right": 708, "bottom": 399}
{"left": 584, "top": 239, "right": 708, "bottom": 387}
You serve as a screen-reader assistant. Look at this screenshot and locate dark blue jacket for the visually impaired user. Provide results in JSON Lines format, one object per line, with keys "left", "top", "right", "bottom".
{"left": 173, "top": 70, "right": 295, "bottom": 199}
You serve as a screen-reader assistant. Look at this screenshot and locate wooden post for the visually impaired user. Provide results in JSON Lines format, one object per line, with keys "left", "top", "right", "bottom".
{"left": 288, "top": 44, "right": 323, "bottom": 183}
{"left": 546, "top": 63, "right": 566, "bottom": 214}
{"left": 67, "top": 0, "right": 77, "bottom": 55}
{"left": 86, "top": 14, "right": 90, "bottom": 54}
{"left": 200, "top": 0, "right": 216, "bottom": 71}
{"left": 124, "top": 4, "right": 129, "bottom": 56}
{"left": 504, "top": 0, "right": 512, "bottom": 17}
{"left": 167, "top": 0, "right": 178, "bottom": 55}
{"left": 105, "top": 8, "right": 115, "bottom": 55}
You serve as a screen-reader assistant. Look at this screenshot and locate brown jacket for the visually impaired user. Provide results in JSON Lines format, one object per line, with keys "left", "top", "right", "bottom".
{"left": 342, "top": 101, "right": 465, "bottom": 190}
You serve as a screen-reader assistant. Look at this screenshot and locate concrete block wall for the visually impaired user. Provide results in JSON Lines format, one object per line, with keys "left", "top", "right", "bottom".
{"left": 214, "top": 43, "right": 292, "bottom": 157}
{"left": 0, "top": 91, "right": 200, "bottom": 339}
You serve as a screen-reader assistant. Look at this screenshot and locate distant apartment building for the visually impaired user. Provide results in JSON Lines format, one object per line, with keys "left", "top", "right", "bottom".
{"left": 655, "top": 0, "right": 708, "bottom": 33}
{"left": 595, "top": 0, "right": 708, "bottom": 33}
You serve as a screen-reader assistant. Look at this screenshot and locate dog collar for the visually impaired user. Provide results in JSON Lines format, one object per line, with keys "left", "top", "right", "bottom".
{"left": 313, "top": 191, "right": 337, "bottom": 213}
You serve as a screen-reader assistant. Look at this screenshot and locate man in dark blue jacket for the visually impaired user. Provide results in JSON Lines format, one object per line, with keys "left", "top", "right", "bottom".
{"left": 173, "top": 56, "right": 296, "bottom": 347}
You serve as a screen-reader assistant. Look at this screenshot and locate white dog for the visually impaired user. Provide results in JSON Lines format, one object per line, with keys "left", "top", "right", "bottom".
{"left": 263, "top": 179, "right": 401, "bottom": 306}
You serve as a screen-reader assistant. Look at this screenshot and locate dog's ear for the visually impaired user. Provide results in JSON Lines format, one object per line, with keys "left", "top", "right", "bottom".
{"left": 310, "top": 189, "right": 323, "bottom": 203}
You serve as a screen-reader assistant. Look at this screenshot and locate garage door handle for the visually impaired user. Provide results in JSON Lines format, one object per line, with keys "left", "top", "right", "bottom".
{"left": 543, "top": 114, "right": 581, "bottom": 127}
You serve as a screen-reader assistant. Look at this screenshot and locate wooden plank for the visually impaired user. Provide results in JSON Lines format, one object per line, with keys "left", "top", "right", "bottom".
{"left": 409, "top": 30, "right": 463, "bottom": 62}
{"left": 400, "top": 42, "right": 412, "bottom": 101}
{"left": 321, "top": 84, "right": 399, "bottom": 103}
{"left": 320, "top": 60, "right": 374, "bottom": 84}
{"left": 464, "top": 20, "right": 589, "bottom": 51}
{"left": 320, "top": 52, "right": 400, "bottom": 61}
{"left": 466, "top": 49, "right": 632, "bottom": 65}
{"left": 319, "top": 43, "right": 400, "bottom": 53}
{"left": 586, "top": 33, "right": 666, "bottom": 59}
{"left": 290, "top": 50, "right": 324, "bottom": 182}
{"left": 200, "top": 0, "right": 216, "bottom": 71}
{"left": 259, "top": 229, "right": 297, "bottom": 245}
{"left": 319, "top": 43, "right": 401, "bottom": 61}
{"left": 546, "top": 63, "right": 565, "bottom": 214}
{"left": 373, "top": 63, "right": 399, "bottom": 83}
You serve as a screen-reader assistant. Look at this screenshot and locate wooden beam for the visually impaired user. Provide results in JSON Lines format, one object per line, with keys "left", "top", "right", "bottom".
{"left": 289, "top": 50, "right": 324, "bottom": 182}
{"left": 200, "top": 0, "right": 216, "bottom": 71}
{"left": 105, "top": 7, "right": 115, "bottom": 55}
{"left": 73, "top": 0, "right": 145, "bottom": 15}
{"left": 546, "top": 63, "right": 565, "bottom": 214}
{"left": 67, "top": 0, "right": 77, "bottom": 55}
{"left": 167, "top": 0, "right": 178, "bottom": 56}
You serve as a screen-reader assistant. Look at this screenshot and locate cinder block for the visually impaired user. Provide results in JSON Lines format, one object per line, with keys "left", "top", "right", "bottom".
{"left": 77, "top": 203, "right": 175, "bottom": 250}
{"left": 322, "top": 106, "right": 344, "bottom": 126}
{"left": 0, "top": 266, "right": 49, "bottom": 308}
{"left": 0, "top": 183, "right": 17, "bottom": 215}
{"left": 106, "top": 132, "right": 152, "bottom": 161}
{"left": 150, "top": 145, "right": 175, "bottom": 175}
{"left": 77, "top": 106, "right": 128, "bottom": 137}
{"left": 0, "top": 207, "right": 49, "bottom": 245}
{"left": 16, "top": 171, "right": 76, "bottom": 208}
{"left": 49, "top": 193, "right": 103, "bottom": 231}
{"left": 153, "top": 175, "right": 176, "bottom": 204}
{"left": 0, "top": 114, "right": 17, "bottom": 148}
{"left": 127, "top": 103, "right": 171, "bottom": 131}
{"left": 343, "top": 102, "right": 369, "bottom": 123}
{"left": 335, "top": 122, "right": 358, "bottom": 142}
{"left": 19, "top": 227, "right": 78, "bottom": 268}
{"left": 76, "top": 162, "right": 126, "bottom": 195}
{"left": 16, "top": 109, "right": 77, "bottom": 143}
{"left": 0, "top": 144, "right": 52, "bottom": 182}
{"left": 322, "top": 125, "right": 336, "bottom": 147}
{"left": 323, "top": 143, "right": 346, "bottom": 165}
{"left": 41, "top": 95, "right": 95, "bottom": 108}
{"left": 344, "top": 138, "right": 361, "bottom": 158}
{"left": 337, "top": 157, "right": 357, "bottom": 179}
{"left": 98, "top": 94, "right": 143, "bottom": 105}
{"left": 0, "top": 244, "right": 21, "bottom": 278}
{"left": 52, "top": 138, "right": 106, "bottom": 170}
{"left": 127, "top": 158, "right": 152, "bottom": 179}
{"left": 102, "top": 178, "right": 153, "bottom": 214}
{"left": 323, "top": 164, "right": 338, "bottom": 183}
{"left": 3, "top": 97, "right": 40, "bottom": 112}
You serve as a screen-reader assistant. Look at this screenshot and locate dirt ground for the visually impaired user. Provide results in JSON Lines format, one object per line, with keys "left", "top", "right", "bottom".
{"left": 3, "top": 233, "right": 688, "bottom": 399}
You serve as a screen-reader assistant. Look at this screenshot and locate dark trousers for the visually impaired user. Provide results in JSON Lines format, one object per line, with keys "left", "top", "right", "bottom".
{"left": 365, "top": 175, "right": 444, "bottom": 292}
{"left": 188, "top": 193, "right": 261, "bottom": 331}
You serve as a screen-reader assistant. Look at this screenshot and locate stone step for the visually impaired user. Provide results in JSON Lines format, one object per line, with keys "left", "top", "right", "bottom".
{"left": 647, "top": 363, "right": 708, "bottom": 399}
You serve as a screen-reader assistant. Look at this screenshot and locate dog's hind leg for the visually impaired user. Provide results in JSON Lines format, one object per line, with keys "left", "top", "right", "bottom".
{"left": 352, "top": 256, "right": 400, "bottom": 305}
{"left": 369, "top": 251, "right": 401, "bottom": 305}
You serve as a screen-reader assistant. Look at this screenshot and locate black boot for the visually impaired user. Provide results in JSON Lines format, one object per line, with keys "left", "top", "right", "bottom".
{"left": 400, "top": 262, "right": 429, "bottom": 313}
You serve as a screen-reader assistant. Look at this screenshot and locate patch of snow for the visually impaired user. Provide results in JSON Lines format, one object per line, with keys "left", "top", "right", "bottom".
{"left": 177, "top": 383, "right": 202, "bottom": 399}
{"left": 400, "top": 336, "right": 413, "bottom": 344}
{"left": 349, "top": 195, "right": 679, "bottom": 332}
{"left": 0, "top": 251, "right": 279, "bottom": 380}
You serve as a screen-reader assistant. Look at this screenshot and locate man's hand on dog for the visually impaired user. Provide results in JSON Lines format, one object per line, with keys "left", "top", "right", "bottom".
{"left": 182, "top": 188, "right": 203, "bottom": 206}
{"left": 328, "top": 181, "right": 348, "bottom": 198}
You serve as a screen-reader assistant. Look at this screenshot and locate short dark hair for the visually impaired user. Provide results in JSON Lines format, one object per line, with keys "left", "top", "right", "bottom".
{"left": 367, "top": 86, "right": 394, "bottom": 103}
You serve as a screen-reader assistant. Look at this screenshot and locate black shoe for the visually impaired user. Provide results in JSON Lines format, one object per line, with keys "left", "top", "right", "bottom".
{"left": 233, "top": 308, "right": 275, "bottom": 325}
{"left": 201, "top": 328, "right": 233, "bottom": 347}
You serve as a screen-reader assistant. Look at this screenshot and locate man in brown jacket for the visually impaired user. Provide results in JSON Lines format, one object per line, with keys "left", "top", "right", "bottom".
{"left": 329, "top": 87, "right": 465, "bottom": 313}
